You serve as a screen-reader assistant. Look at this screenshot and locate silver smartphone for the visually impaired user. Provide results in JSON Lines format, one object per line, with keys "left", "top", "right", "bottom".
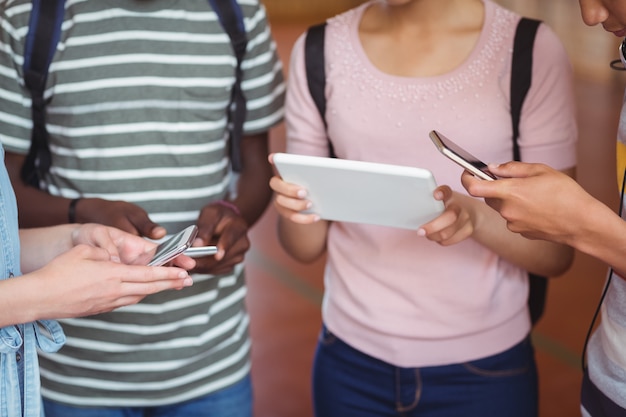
{"left": 148, "top": 225, "right": 198, "bottom": 266}
{"left": 183, "top": 246, "right": 219, "bottom": 258}
{"left": 429, "top": 130, "right": 497, "bottom": 181}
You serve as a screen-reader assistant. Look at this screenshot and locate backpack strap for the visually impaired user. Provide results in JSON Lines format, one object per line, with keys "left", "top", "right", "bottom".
{"left": 304, "top": 22, "right": 337, "bottom": 158}
{"left": 208, "top": 0, "right": 248, "bottom": 172}
{"left": 21, "top": 0, "right": 65, "bottom": 187}
{"left": 510, "top": 17, "right": 540, "bottom": 161}
{"left": 305, "top": 23, "right": 327, "bottom": 129}
{"left": 510, "top": 17, "right": 546, "bottom": 326}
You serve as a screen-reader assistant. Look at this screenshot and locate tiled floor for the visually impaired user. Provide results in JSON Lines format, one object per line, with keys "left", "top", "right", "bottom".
{"left": 246, "top": 20, "right": 626, "bottom": 417}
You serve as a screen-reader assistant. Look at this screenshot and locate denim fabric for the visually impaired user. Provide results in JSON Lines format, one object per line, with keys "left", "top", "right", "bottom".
{"left": 0, "top": 145, "right": 66, "bottom": 417}
{"left": 313, "top": 325, "right": 538, "bottom": 417}
{"left": 43, "top": 373, "right": 253, "bottom": 417}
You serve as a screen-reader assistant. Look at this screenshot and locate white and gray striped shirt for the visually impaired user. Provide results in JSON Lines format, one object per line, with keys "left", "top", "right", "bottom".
{"left": 0, "top": 0, "right": 285, "bottom": 406}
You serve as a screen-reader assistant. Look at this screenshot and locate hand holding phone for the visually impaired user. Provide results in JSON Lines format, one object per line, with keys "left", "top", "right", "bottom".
{"left": 429, "top": 130, "right": 497, "bottom": 181}
{"left": 148, "top": 225, "right": 198, "bottom": 266}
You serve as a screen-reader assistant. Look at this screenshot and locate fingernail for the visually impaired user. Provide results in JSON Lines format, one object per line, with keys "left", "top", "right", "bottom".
{"left": 297, "top": 189, "right": 307, "bottom": 198}
{"left": 417, "top": 228, "right": 426, "bottom": 237}
{"left": 183, "top": 277, "right": 193, "bottom": 286}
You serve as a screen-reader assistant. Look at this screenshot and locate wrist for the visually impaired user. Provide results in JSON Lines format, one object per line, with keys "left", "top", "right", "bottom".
{"left": 213, "top": 199, "right": 241, "bottom": 216}
{"left": 68, "top": 198, "right": 82, "bottom": 223}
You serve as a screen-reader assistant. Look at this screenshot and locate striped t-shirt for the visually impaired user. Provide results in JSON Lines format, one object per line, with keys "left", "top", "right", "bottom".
{"left": 0, "top": 0, "right": 285, "bottom": 407}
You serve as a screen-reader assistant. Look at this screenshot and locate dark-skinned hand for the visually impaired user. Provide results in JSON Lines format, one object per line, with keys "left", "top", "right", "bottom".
{"left": 191, "top": 202, "right": 250, "bottom": 275}
{"left": 73, "top": 198, "right": 166, "bottom": 240}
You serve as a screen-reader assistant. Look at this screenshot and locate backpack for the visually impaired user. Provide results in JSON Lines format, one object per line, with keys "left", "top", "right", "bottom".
{"left": 21, "top": 0, "right": 247, "bottom": 188}
{"left": 304, "top": 18, "right": 549, "bottom": 326}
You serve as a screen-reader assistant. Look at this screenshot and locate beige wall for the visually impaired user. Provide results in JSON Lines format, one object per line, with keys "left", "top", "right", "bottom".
{"left": 264, "top": 0, "right": 620, "bottom": 81}
{"left": 497, "top": 0, "right": 620, "bottom": 81}
{"left": 263, "top": 0, "right": 366, "bottom": 23}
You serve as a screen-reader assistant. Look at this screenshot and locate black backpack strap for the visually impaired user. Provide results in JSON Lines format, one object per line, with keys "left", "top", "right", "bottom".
{"left": 21, "top": 0, "right": 65, "bottom": 187}
{"left": 208, "top": 0, "right": 247, "bottom": 172}
{"left": 510, "top": 17, "right": 540, "bottom": 161}
{"left": 510, "top": 17, "right": 546, "bottom": 326}
{"left": 305, "top": 23, "right": 327, "bottom": 128}
{"left": 304, "top": 22, "right": 337, "bottom": 158}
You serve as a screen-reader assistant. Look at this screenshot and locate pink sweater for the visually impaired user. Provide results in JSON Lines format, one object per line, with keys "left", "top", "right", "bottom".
{"left": 285, "top": 0, "right": 577, "bottom": 367}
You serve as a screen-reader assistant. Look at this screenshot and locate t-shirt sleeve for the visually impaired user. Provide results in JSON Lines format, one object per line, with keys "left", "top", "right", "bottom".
{"left": 240, "top": 0, "right": 286, "bottom": 135}
{"left": 518, "top": 23, "right": 577, "bottom": 170}
{"left": 285, "top": 32, "right": 332, "bottom": 157}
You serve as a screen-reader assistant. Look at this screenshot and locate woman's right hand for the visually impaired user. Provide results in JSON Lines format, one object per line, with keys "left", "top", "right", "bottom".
{"left": 269, "top": 154, "right": 320, "bottom": 225}
{"left": 31, "top": 244, "right": 192, "bottom": 320}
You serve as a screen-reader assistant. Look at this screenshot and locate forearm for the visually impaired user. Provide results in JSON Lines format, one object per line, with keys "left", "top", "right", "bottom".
{"left": 232, "top": 134, "right": 274, "bottom": 226}
{"left": 277, "top": 216, "right": 328, "bottom": 263}
{"left": 570, "top": 200, "right": 626, "bottom": 278}
{"left": 19, "top": 225, "right": 79, "bottom": 273}
{"left": 233, "top": 172, "right": 272, "bottom": 227}
{"left": 470, "top": 198, "right": 574, "bottom": 277}
{"left": 5, "top": 152, "right": 74, "bottom": 227}
{"left": 0, "top": 274, "right": 44, "bottom": 325}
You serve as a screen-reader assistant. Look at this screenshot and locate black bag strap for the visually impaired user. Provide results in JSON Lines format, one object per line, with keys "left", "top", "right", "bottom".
{"left": 21, "top": 0, "right": 65, "bottom": 187}
{"left": 208, "top": 0, "right": 248, "bottom": 172}
{"left": 304, "top": 22, "right": 337, "bottom": 158}
{"left": 510, "top": 18, "right": 547, "bottom": 325}
{"left": 511, "top": 17, "right": 541, "bottom": 161}
{"left": 305, "top": 23, "right": 327, "bottom": 129}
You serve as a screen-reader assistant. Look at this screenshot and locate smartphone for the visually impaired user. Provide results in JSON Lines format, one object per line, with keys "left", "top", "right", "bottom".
{"left": 148, "top": 225, "right": 198, "bottom": 266}
{"left": 429, "top": 130, "right": 497, "bottom": 181}
{"left": 183, "top": 246, "right": 219, "bottom": 258}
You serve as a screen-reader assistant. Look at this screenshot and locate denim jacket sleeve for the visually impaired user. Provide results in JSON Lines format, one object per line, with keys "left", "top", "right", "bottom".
{"left": 0, "top": 145, "right": 66, "bottom": 417}
{"left": 0, "top": 321, "right": 65, "bottom": 417}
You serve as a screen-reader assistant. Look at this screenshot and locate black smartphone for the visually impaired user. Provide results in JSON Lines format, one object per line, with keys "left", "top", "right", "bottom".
{"left": 429, "top": 130, "right": 497, "bottom": 181}
{"left": 148, "top": 225, "right": 198, "bottom": 266}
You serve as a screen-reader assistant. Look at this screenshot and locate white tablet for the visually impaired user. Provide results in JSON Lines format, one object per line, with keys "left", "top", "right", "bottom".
{"left": 273, "top": 153, "right": 444, "bottom": 229}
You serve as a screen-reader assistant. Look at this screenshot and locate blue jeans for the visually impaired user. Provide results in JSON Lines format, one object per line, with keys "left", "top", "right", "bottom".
{"left": 313, "top": 326, "right": 538, "bottom": 417}
{"left": 42, "top": 374, "right": 252, "bottom": 417}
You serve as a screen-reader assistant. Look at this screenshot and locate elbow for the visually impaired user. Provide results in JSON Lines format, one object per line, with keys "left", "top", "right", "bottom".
{"left": 542, "top": 246, "right": 576, "bottom": 278}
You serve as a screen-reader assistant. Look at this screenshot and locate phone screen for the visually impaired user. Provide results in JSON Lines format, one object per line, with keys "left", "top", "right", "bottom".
{"left": 429, "top": 130, "right": 497, "bottom": 181}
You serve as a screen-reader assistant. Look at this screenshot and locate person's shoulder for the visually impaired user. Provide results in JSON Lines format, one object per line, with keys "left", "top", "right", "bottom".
{"left": 327, "top": 2, "right": 369, "bottom": 31}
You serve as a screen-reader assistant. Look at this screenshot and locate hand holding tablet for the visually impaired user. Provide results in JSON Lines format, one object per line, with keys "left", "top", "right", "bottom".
{"left": 272, "top": 153, "right": 444, "bottom": 229}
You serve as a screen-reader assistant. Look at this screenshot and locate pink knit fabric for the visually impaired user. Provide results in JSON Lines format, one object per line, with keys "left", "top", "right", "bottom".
{"left": 285, "top": 0, "right": 577, "bottom": 367}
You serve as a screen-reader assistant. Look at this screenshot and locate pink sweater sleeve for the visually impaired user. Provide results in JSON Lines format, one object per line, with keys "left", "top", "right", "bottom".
{"left": 518, "top": 23, "right": 577, "bottom": 168}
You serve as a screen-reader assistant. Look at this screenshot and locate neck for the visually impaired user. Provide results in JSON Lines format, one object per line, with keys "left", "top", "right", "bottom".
{"left": 368, "top": 0, "right": 484, "bottom": 31}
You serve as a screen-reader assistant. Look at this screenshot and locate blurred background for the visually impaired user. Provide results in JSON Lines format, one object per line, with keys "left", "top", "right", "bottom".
{"left": 246, "top": 1, "right": 626, "bottom": 416}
